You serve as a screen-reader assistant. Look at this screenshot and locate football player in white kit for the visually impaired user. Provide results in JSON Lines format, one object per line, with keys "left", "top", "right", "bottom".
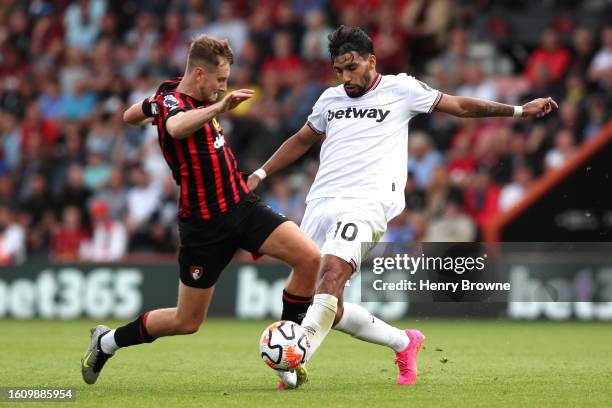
{"left": 248, "top": 26, "right": 557, "bottom": 388}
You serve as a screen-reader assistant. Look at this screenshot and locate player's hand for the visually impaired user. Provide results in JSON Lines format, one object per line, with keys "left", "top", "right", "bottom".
{"left": 216, "top": 89, "right": 254, "bottom": 113}
{"left": 522, "top": 97, "right": 558, "bottom": 118}
{"left": 247, "top": 173, "right": 262, "bottom": 190}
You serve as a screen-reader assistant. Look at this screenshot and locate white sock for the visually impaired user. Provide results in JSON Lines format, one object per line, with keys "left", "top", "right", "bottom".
{"left": 100, "top": 329, "right": 119, "bottom": 355}
{"left": 300, "top": 294, "right": 338, "bottom": 359}
{"left": 333, "top": 302, "right": 409, "bottom": 352}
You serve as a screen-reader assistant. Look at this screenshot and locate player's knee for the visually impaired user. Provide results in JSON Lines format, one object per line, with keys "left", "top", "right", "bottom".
{"left": 300, "top": 247, "right": 321, "bottom": 276}
{"left": 178, "top": 321, "right": 202, "bottom": 335}
{"left": 175, "top": 315, "right": 204, "bottom": 335}
{"left": 289, "top": 246, "right": 320, "bottom": 281}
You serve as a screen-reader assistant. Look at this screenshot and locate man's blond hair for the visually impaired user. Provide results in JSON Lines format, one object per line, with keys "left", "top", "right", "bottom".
{"left": 187, "top": 35, "right": 234, "bottom": 71}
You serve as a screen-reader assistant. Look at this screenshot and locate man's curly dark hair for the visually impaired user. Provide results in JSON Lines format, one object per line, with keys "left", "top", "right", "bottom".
{"left": 327, "top": 25, "right": 374, "bottom": 61}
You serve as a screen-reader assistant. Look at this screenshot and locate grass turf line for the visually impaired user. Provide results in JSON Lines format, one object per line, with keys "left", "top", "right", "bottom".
{"left": 0, "top": 319, "right": 610, "bottom": 407}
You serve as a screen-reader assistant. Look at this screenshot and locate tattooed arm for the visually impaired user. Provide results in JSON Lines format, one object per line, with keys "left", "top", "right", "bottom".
{"left": 434, "top": 94, "right": 558, "bottom": 119}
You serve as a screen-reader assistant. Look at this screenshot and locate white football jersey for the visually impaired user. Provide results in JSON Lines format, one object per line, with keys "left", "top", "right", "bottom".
{"left": 306, "top": 73, "right": 442, "bottom": 220}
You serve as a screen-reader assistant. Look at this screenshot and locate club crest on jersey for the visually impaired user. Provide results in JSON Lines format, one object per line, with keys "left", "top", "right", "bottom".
{"left": 327, "top": 107, "right": 390, "bottom": 123}
{"left": 163, "top": 94, "right": 180, "bottom": 110}
{"left": 190, "top": 265, "right": 203, "bottom": 280}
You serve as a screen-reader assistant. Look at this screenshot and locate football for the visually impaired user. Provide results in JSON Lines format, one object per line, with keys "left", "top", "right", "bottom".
{"left": 259, "top": 320, "right": 310, "bottom": 371}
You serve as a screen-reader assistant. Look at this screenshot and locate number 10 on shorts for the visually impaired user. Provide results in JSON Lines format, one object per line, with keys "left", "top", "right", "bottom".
{"left": 333, "top": 221, "right": 358, "bottom": 241}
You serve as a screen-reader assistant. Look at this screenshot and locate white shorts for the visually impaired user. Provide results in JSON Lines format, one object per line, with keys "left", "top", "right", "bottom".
{"left": 300, "top": 197, "right": 388, "bottom": 271}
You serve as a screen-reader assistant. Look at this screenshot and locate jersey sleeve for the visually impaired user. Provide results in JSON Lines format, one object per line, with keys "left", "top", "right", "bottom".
{"left": 155, "top": 92, "right": 193, "bottom": 125}
{"left": 398, "top": 74, "right": 443, "bottom": 115}
{"left": 142, "top": 96, "right": 157, "bottom": 117}
{"left": 306, "top": 91, "right": 329, "bottom": 134}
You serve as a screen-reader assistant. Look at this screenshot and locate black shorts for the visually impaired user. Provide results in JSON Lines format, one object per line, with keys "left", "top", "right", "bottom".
{"left": 178, "top": 194, "right": 288, "bottom": 288}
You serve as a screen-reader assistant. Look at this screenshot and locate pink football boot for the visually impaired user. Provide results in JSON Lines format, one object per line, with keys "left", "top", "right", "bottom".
{"left": 395, "top": 329, "right": 425, "bottom": 385}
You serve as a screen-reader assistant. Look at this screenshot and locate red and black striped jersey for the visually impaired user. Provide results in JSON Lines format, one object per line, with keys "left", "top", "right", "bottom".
{"left": 151, "top": 78, "right": 250, "bottom": 220}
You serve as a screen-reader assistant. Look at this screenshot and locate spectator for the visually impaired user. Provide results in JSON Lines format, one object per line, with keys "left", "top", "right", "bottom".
{"left": 0, "top": 176, "right": 17, "bottom": 209}
{"left": 384, "top": 209, "right": 414, "bottom": 244}
{"left": 161, "top": 11, "right": 183, "bottom": 58}
{"left": 63, "top": 0, "right": 107, "bottom": 51}
{"left": 50, "top": 205, "right": 88, "bottom": 262}
{"left": 80, "top": 200, "right": 127, "bottom": 262}
{"left": 204, "top": 3, "right": 248, "bottom": 56}
{"left": 400, "top": 0, "right": 452, "bottom": 70}
{"left": 446, "top": 128, "right": 478, "bottom": 186}
{"left": 264, "top": 176, "right": 304, "bottom": 223}
{"left": 20, "top": 103, "right": 59, "bottom": 150}
{"left": 588, "top": 26, "right": 612, "bottom": 86}
{"left": 60, "top": 79, "right": 97, "bottom": 121}
{"left": 498, "top": 164, "right": 534, "bottom": 211}
{"left": 59, "top": 48, "right": 90, "bottom": 95}
{"left": 524, "top": 28, "right": 571, "bottom": 84}
{"left": 457, "top": 61, "right": 499, "bottom": 101}
{"left": 125, "top": 11, "right": 159, "bottom": 66}
{"left": 425, "top": 200, "right": 477, "bottom": 242}
{"left": 0, "top": 111, "right": 21, "bottom": 172}
{"left": 569, "top": 27, "right": 595, "bottom": 77}
{"left": 94, "top": 167, "right": 128, "bottom": 221}
{"left": 426, "top": 165, "right": 463, "bottom": 218}
{"left": 301, "top": 9, "right": 333, "bottom": 61}
{"left": 261, "top": 31, "right": 304, "bottom": 85}
{"left": 50, "top": 123, "right": 87, "bottom": 195}
{"left": 125, "top": 166, "right": 161, "bottom": 238}
{"left": 20, "top": 172, "right": 54, "bottom": 227}
{"left": 147, "top": 175, "right": 179, "bottom": 253}
{"left": 463, "top": 169, "right": 501, "bottom": 228}
{"left": 545, "top": 128, "right": 576, "bottom": 170}
{"left": 83, "top": 151, "right": 111, "bottom": 191}
{"left": 0, "top": 205, "right": 26, "bottom": 265}
{"left": 408, "top": 132, "right": 443, "bottom": 189}
{"left": 37, "top": 78, "right": 63, "bottom": 120}
{"left": 583, "top": 96, "right": 609, "bottom": 139}
{"left": 428, "top": 27, "right": 471, "bottom": 89}
{"left": 370, "top": 5, "right": 407, "bottom": 74}
{"left": 56, "top": 164, "right": 92, "bottom": 218}
{"left": 280, "top": 66, "right": 324, "bottom": 134}
{"left": 409, "top": 212, "right": 428, "bottom": 244}
{"left": 404, "top": 171, "right": 426, "bottom": 212}
{"left": 0, "top": 1, "right": 608, "bottom": 258}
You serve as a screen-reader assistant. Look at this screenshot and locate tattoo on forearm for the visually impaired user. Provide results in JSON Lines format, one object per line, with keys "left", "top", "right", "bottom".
{"left": 473, "top": 101, "right": 514, "bottom": 117}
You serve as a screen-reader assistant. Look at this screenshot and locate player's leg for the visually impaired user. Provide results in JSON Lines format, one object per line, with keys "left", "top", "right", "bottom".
{"left": 237, "top": 199, "right": 320, "bottom": 389}
{"left": 333, "top": 302, "right": 409, "bottom": 353}
{"left": 299, "top": 203, "right": 425, "bottom": 383}
{"left": 333, "top": 301, "right": 424, "bottom": 384}
{"left": 81, "top": 282, "right": 215, "bottom": 385}
{"left": 272, "top": 253, "right": 350, "bottom": 389}
{"left": 238, "top": 199, "right": 320, "bottom": 325}
{"left": 303, "top": 255, "right": 424, "bottom": 385}
{"left": 81, "top": 222, "right": 235, "bottom": 385}
{"left": 136, "top": 282, "right": 215, "bottom": 337}
{"left": 257, "top": 221, "right": 320, "bottom": 323}
{"left": 323, "top": 210, "right": 423, "bottom": 384}
{"left": 300, "top": 254, "right": 351, "bottom": 357}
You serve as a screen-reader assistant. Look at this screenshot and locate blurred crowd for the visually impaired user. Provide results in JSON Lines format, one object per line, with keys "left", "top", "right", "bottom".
{"left": 0, "top": 0, "right": 611, "bottom": 265}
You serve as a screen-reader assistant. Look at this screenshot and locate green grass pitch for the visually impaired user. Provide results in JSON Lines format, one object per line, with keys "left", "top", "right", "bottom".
{"left": 0, "top": 319, "right": 610, "bottom": 407}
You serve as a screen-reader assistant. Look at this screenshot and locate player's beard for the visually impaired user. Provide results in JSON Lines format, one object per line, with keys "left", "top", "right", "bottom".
{"left": 344, "top": 71, "right": 371, "bottom": 98}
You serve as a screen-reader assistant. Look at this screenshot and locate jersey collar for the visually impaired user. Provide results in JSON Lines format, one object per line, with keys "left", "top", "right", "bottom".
{"left": 364, "top": 73, "right": 382, "bottom": 95}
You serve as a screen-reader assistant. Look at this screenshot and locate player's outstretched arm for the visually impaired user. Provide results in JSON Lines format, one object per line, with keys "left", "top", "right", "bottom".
{"left": 123, "top": 98, "right": 155, "bottom": 126}
{"left": 166, "top": 89, "right": 254, "bottom": 139}
{"left": 434, "top": 94, "right": 558, "bottom": 119}
{"left": 247, "top": 123, "right": 323, "bottom": 190}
